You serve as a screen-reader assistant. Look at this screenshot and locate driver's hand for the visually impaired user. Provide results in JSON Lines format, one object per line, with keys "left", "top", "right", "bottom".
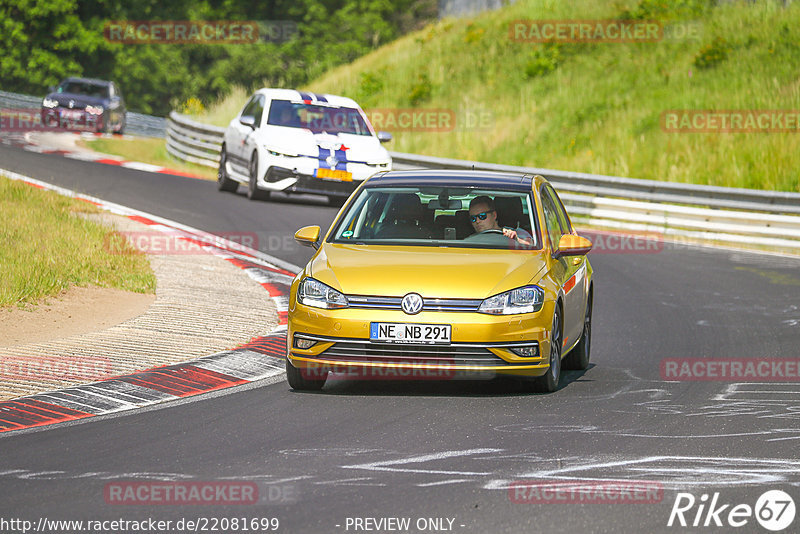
{"left": 502, "top": 228, "right": 518, "bottom": 239}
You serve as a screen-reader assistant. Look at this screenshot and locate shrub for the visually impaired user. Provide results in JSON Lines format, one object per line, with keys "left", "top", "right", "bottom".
{"left": 693, "top": 36, "right": 729, "bottom": 69}
{"left": 408, "top": 73, "right": 432, "bottom": 105}
{"left": 525, "top": 43, "right": 560, "bottom": 78}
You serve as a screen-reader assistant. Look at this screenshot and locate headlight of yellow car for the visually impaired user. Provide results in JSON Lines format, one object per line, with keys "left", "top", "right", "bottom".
{"left": 478, "top": 285, "right": 544, "bottom": 315}
{"left": 297, "top": 277, "right": 349, "bottom": 309}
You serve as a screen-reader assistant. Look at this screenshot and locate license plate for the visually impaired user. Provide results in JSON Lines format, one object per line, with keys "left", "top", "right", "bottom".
{"left": 315, "top": 168, "right": 352, "bottom": 181}
{"left": 370, "top": 323, "right": 451, "bottom": 344}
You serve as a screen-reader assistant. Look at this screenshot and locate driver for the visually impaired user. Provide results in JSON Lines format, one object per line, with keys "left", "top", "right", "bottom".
{"left": 278, "top": 104, "right": 302, "bottom": 127}
{"left": 466, "top": 196, "right": 532, "bottom": 245}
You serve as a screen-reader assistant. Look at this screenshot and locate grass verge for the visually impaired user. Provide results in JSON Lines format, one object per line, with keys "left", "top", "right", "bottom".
{"left": 194, "top": 0, "right": 800, "bottom": 192}
{"left": 0, "top": 176, "right": 156, "bottom": 308}
{"left": 81, "top": 136, "right": 217, "bottom": 180}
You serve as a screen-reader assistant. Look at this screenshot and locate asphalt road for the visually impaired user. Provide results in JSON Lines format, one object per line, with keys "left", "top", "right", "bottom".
{"left": 2, "top": 143, "right": 800, "bottom": 533}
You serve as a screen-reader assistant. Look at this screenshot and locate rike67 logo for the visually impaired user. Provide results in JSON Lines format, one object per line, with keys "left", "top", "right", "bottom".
{"left": 668, "top": 490, "right": 796, "bottom": 531}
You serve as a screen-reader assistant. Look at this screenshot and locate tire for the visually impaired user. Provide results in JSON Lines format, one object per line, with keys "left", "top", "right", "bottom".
{"left": 217, "top": 148, "right": 238, "bottom": 192}
{"left": 114, "top": 116, "right": 125, "bottom": 135}
{"left": 286, "top": 358, "right": 327, "bottom": 391}
{"left": 247, "top": 152, "right": 269, "bottom": 201}
{"left": 529, "top": 305, "right": 562, "bottom": 393}
{"left": 99, "top": 115, "right": 112, "bottom": 134}
{"left": 564, "top": 293, "right": 592, "bottom": 371}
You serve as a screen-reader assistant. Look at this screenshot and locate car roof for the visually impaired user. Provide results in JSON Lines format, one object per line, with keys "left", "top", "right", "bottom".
{"left": 252, "top": 88, "right": 359, "bottom": 108}
{"left": 61, "top": 77, "right": 112, "bottom": 86}
{"left": 364, "top": 170, "right": 542, "bottom": 192}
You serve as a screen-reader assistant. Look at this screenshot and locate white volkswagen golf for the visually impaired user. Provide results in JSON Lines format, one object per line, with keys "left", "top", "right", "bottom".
{"left": 217, "top": 88, "right": 392, "bottom": 203}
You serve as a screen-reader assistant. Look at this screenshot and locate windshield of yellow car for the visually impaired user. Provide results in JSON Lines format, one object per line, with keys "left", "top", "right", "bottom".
{"left": 329, "top": 186, "right": 541, "bottom": 250}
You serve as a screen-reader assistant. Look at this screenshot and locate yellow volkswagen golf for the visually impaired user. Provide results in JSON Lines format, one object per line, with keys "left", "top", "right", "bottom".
{"left": 287, "top": 170, "right": 593, "bottom": 392}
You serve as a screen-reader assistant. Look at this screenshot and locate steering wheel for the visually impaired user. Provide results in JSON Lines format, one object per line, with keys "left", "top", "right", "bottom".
{"left": 480, "top": 229, "right": 505, "bottom": 234}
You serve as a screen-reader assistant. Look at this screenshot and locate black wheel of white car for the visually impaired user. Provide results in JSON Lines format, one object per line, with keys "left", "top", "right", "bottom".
{"left": 247, "top": 152, "right": 269, "bottom": 201}
{"left": 217, "top": 148, "right": 238, "bottom": 192}
{"left": 564, "top": 292, "right": 592, "bottom": 371}
{"left": 529, "top": 306, "right": 562, "bottom": 393}
{"left": 286, "top": 359, "right": 327, "bottom": 391}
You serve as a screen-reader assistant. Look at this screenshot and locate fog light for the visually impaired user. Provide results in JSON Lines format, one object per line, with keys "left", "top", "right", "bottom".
{"left": 293, "top": 336, "right": 316, "bottom": 349}
{"left": 511, "top": 344, "right": 539, "bottom": 357}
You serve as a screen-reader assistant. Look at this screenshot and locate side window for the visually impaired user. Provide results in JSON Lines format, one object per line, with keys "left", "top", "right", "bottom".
{"left": 252, "top": 96, "right": 265, "bottom": 127}
{"left": 544, "top": 184, "right": 573, "bottom": 234}
{"left": 240, "top": 96, "right": 258, "bottom": 118}
{"left": 539, "top": 188, "right": 562, "bottom": 252}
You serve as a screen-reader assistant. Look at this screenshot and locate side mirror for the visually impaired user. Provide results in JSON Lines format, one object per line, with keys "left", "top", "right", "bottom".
{"left": 239, "top": 115, "right": 256, "bottom": 129}
{"left": 554, "top": 234, "right": 592, "bottom": 259}
{"left": 377, "top": 131, "right": 392, "bottom": 143}
{"left": 294, "top": 225, "right": 321, "bottom": 250}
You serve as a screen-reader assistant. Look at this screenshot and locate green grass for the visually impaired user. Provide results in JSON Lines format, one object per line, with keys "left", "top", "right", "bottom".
{"left": 81, "top": 137, "right": 217, "bottom": 180}
{"left": 194, "top": 0, "right": 800, "bottom": 192}
{"left": 0, "top": 177, "right": 156, "bottom": 308}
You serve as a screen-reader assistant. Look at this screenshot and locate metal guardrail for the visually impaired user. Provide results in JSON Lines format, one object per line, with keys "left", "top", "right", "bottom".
{"left": 166, "top": 111, "right": 224, "bottom": 168}
{"left": 165, "top": 110, "right": 800, "bottom": 251}
{"left": 0, "top": 89, "right": 166, "bottom": 138}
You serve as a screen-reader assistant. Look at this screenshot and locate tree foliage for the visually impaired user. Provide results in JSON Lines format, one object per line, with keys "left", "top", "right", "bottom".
{"left": 0, "top": 0, "right": 436, "bottom": 114}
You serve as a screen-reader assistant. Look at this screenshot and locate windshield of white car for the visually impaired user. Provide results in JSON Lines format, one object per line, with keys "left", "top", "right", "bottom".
{"left": 266, "top": 99, "right": 372, "bottom": 136}
{"left": 57, "top": 82, "right": 109, "bottom": 98}
{"left": 330, "top": 187, "right": 541, "bottom": 250}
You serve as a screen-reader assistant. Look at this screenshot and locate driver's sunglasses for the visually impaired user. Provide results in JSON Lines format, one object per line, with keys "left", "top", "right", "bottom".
{"left": 470, "top": 210, "right": 495, "bottom": 223}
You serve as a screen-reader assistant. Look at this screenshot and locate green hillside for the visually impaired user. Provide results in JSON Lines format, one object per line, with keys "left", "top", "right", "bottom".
{"left": 302, "top": 0, "right": 800, "bottom": 191}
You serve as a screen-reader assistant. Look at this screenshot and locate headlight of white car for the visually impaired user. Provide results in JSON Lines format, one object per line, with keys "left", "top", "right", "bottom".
{"left": 478, "top": 285, "right": 544, "bottom": 315}
{"left": 266, "top": 147, "right": 300, "bottom": 158}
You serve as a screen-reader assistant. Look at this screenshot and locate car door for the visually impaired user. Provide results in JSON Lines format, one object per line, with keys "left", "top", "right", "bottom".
{"left": 230, "top": 95, "right": 260, "bottom": 175}
{"left": 542, "top": 184, "right": 586, "bottom": 350}
{"left": 240, "top": 95, "right": 265, "bottom": 171}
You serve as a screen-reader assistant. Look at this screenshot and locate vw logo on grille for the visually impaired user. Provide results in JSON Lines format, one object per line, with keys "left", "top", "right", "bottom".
{"left": 326, "top": 155, "right": 339, "bottom": 168}
{"left": 401, "top": 293, "right": 423, "bottom": 315}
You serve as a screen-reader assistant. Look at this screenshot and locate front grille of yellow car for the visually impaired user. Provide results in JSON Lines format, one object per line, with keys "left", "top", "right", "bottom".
{"left": 312, "top": 340, "right": 510, "bottom": 367}
{"left": 345, "top": 295, "right": 483, "bottom": 312}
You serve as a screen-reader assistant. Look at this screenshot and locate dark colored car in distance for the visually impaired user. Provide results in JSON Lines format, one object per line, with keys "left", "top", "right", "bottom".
{"left": 41, "top": 77, "right": 126, "bottom": 134}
